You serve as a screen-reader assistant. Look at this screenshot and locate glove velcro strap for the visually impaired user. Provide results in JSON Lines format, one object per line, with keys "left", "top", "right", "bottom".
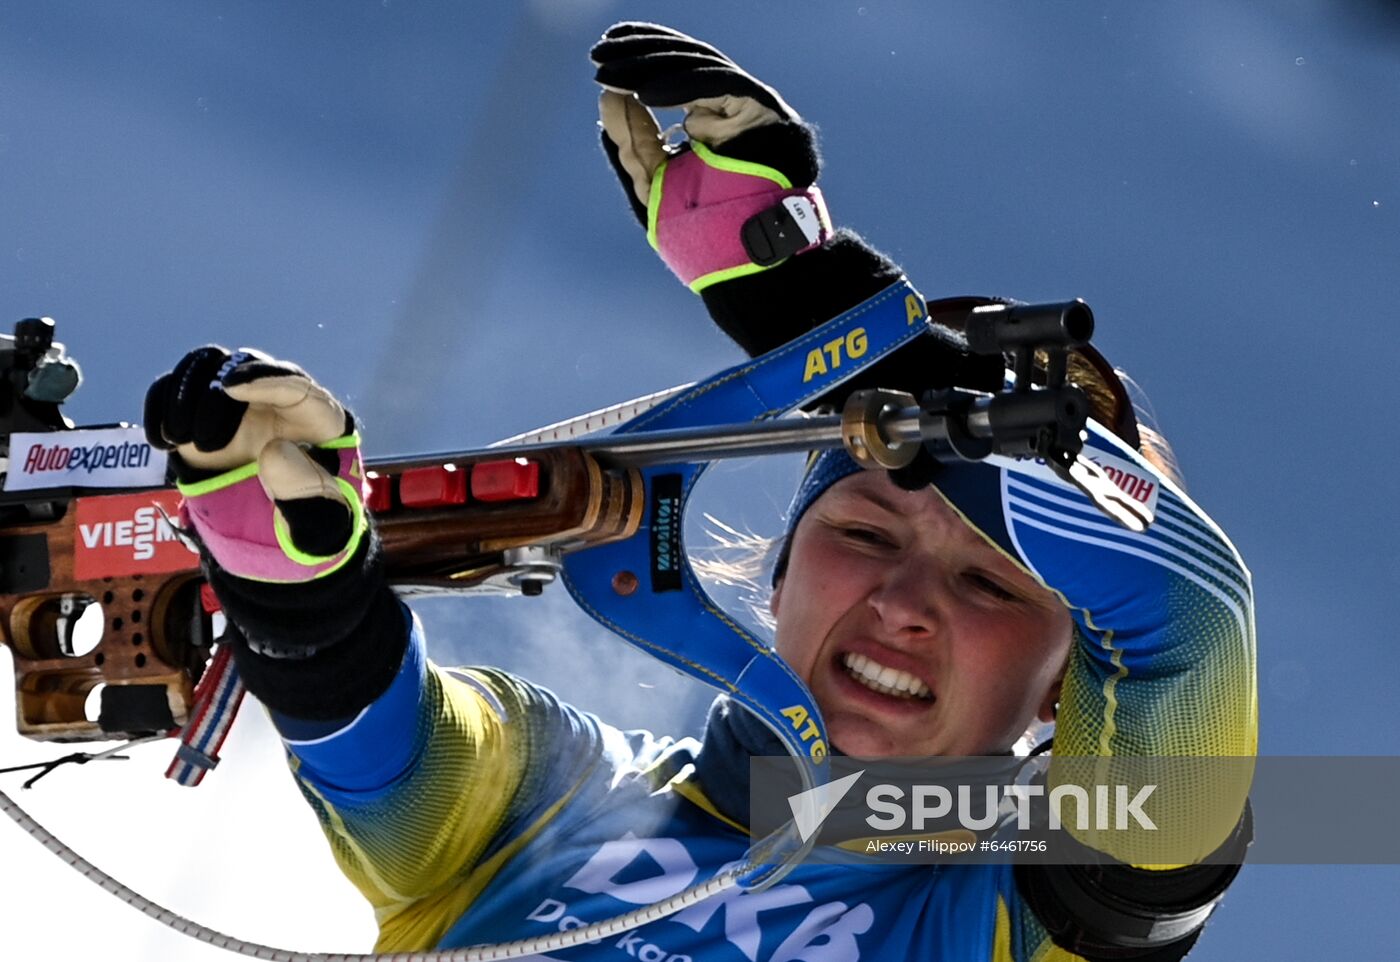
{"left": 648, "top": 142, "right": 832, "bottom": 293}
{"left": 177, "top": 434, "right": 368, "bottom": 583}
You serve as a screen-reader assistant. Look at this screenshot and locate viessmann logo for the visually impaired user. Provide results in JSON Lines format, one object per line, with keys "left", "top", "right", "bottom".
{"left": 74, "top": 490, "right": 199, "bottom": 581}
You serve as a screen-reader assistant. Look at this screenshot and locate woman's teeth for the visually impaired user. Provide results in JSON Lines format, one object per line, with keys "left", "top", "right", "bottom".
{"left": 842, "top": 653, "right": 932, "bottom": 700}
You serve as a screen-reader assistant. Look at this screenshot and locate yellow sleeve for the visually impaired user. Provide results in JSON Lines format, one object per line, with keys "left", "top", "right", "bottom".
{"left": 287, "top": 657, "right": 605, "bottom": 951}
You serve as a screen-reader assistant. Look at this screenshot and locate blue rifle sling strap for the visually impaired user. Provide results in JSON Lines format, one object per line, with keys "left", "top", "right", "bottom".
{"left": 562, "top": 278, "right": 931, "bottom": 888}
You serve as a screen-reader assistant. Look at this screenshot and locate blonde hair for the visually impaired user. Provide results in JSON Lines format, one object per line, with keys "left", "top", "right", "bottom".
{"left": 689, "top": 515, "right": 782, "bottom": 634}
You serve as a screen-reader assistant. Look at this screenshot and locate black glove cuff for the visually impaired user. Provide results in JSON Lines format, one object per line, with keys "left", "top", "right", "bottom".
{"left": 701, "top": 228, "right": 902, "bottom": 359}
{"left": 204, "top": 526, "right": 383, "bottom": 657}
{"left": 206, "top": 526, "right": 411, "bottom": 719}
{"left": 225, "top": 588, "right": 408, "bottom": 720}
{"left": 1013, "top": 801, "right": 1253, "bottom": 960}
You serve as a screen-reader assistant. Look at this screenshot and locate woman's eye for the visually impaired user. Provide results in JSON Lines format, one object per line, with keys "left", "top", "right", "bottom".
{"left": 841, "top": 526, "right": 893, "bottom": 547}
{"left": 967, "top": 572, "right": 1018, "bottom": 602}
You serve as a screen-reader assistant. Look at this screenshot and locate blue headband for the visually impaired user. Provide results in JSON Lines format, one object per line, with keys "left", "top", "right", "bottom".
{"left": 785, "top": 447, "right": 865, "bottom": 534}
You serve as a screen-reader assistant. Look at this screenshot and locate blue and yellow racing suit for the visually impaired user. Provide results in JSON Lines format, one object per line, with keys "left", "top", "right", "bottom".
{"left": 268, "top": 422, "right": 1257, "bottom": 961}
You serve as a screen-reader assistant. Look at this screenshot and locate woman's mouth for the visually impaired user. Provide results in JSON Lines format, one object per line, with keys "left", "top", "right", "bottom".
{"left": 840, "top": 652, "right": 933, "bottom": 701}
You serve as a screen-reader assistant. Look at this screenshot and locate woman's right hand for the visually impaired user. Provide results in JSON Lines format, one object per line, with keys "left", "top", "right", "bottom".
{"left": 144, "top": 346, "right": 369, "bottom": 586}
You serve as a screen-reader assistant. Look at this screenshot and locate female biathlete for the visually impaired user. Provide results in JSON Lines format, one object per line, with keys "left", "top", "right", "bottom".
{"left": 144, "top": 23, "right": 1256, "bottom": 962}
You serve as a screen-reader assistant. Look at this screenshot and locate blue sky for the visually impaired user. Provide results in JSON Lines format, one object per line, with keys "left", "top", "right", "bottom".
{"left": 1, "top": 2, "right": 1397, "bottom": 958}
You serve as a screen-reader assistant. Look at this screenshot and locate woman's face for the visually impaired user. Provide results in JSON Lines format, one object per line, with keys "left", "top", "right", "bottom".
{"left": 771, "top": 471, "right": 1072, "bottom": 758}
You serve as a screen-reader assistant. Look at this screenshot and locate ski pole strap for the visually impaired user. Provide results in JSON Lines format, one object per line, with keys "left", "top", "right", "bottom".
{"left": 166, "top": 643, "right": 245, "bottom": 787}
{"left": 563, "top": 278, "right": 931, "bottom": 888}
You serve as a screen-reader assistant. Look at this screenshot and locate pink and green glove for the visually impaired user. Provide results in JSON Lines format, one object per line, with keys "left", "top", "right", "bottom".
{"left": 593, "top": 22, "right": 833, "bottom": 296}
{"left": 144, "top": 346, "right": 367, "bottom": 587}
{"left": 146, "top": 346, "right": 405, "bottom": 716}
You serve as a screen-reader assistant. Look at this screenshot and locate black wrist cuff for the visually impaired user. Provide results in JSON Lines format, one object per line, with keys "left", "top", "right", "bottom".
{"left": 1014, "top": 802, "right": 1253, "bottom": 960}
{"left": 205, "top": 526, "right": 411, "bottom": 719}
{"left": 701, "top": 228, "right": 901, "bottom": 359}
{"left": 225, "top": 588, "right": 408, "bottom": 720}
{"left": 205, "top": 529, "right": 383, "bottom": 657}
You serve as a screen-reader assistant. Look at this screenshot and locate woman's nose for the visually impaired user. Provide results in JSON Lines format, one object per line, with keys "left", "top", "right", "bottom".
{"left": 866, "top": 561, "right": 943, "bottom": 638}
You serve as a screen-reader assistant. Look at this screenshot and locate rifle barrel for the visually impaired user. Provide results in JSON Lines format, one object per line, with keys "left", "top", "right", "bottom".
{"left": 367, "top": 402, "right": 997, "bottom": 473}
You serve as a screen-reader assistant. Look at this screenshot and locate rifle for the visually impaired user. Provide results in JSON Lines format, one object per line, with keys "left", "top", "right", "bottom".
{"left": 0, "top": 290, "right": 1149, "bottom": 746}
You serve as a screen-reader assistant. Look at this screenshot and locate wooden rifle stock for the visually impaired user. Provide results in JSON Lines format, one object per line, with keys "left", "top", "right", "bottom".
{"left": 0, "top": 446, "right": 643, "bottom": 742}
